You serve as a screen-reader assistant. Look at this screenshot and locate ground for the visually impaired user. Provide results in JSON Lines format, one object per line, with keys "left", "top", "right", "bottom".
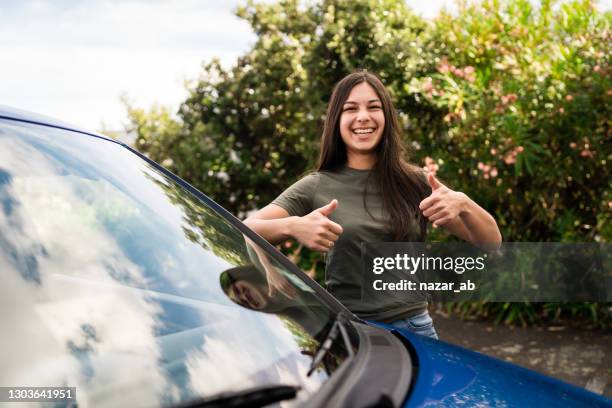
{"left": 432, "top": 311, "right": 611, "bottom": 398}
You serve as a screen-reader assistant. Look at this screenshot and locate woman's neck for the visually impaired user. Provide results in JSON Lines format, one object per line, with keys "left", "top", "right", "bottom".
{"left": 346, "top": 153, "right": 377, "bottom": 170}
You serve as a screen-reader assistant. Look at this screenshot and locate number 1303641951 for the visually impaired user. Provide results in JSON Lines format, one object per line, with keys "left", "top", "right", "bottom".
{"left": 1, "top": 387, "right": 75, "bottom": 402}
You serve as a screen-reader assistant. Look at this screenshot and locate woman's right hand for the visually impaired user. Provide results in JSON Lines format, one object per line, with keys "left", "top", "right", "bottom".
{"left": 291, "top": 199, "right": 343, "bottom": 252}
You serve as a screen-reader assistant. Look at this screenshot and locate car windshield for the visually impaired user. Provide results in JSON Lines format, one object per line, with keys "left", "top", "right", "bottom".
{"left": 0, "top": 119, "right": 351, "bottom": 407}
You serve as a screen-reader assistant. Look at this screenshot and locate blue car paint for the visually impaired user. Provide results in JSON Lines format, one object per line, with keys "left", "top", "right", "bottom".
{"left": 369, "top": 322, "right": 611, "bottom": 407}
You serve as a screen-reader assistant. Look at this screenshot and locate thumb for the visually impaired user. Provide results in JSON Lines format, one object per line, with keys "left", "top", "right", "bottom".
{"left": 316, "top": 199, "right": 338, "bottom": 217}
{"left": 428, "top": 173, "right": 442, "bottom": 190}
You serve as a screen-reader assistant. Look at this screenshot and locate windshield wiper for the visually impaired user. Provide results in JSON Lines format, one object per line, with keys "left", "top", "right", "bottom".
{"left": 176, "top": 384, "right": 300, "bottom": 408}
{"left": 307, "top": 311, "right": 355, "bottom": 377}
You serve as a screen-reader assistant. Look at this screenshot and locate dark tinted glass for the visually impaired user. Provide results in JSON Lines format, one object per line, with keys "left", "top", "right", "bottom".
{"left": 0, "top": 119, "right": 348, "bottom": 407}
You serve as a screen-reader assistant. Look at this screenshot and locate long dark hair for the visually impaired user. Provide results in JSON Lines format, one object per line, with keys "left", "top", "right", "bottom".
{"left": 316, "top": 71, "right": 430, "bottom": 240}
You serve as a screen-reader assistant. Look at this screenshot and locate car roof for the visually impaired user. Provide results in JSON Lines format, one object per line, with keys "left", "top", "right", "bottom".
{"left": 0, "top": 104, "right": 118, "bottom": 144}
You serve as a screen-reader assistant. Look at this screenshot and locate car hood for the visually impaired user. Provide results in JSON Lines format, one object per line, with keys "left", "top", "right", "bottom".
{"left": 380, "top": 325, "right": 610, "bottom": 408}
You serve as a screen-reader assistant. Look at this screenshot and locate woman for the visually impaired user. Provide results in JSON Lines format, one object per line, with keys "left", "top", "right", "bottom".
{"left": 244, "top": 71, "right": 501, "bottom": 339}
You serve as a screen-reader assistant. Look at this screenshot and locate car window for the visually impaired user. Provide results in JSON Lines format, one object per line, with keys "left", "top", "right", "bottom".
{"left": 0, "top": 119, "right": 349, "bottom": 407}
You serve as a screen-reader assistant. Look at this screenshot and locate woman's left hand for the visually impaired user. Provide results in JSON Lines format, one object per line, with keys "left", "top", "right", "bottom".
{"left": 419, "top": 173, "right": 468, "bottom": 228}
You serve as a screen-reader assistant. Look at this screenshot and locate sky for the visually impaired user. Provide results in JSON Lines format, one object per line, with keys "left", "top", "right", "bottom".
{"left": 0, "top": 0, "right": 608, "bottom": 132}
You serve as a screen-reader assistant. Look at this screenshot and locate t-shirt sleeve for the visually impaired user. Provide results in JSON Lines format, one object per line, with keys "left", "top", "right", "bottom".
{"left": 271, "top": 173, "right": 320, "bottom": 217}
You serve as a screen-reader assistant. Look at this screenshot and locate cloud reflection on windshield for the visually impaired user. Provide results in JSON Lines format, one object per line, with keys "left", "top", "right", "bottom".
{"left": 0, "top": 120, "right": 335, "bottom": 407}
{"left": 0, "top": 133, "right": 172, "bottom": 407}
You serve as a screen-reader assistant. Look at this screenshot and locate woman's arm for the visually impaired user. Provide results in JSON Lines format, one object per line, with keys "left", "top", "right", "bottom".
{"left": 419, "top": 173, "right": 502, "bottom": 250}
{"left": 243, "top": 204, "right": 296, "bottom": 245}
{"left": 244, "top": 201, "right": 343, "bottom": 252}
{"left": 440, "top": 195, "right": 502, "bottom": 247}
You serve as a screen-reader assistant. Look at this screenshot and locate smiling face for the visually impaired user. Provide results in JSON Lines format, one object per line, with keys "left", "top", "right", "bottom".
{"left": 339, "top": 81, "right": 385, "bottom": 164}
{"left": 229, "top": 280, "right": 268, "bottom": 310}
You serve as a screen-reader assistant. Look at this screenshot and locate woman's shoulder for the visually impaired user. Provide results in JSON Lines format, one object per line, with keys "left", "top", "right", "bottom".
{"left": 285, "top": 171, "right": 321, "bottom": 193}
{"left": 296, "top": 171, "right": 321, "bottom": 183}
{"left": 298, "top": 169, "right": 345, "bottom": 183}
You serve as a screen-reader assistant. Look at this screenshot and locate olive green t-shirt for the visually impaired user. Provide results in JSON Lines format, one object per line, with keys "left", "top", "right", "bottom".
{"left": 272, "top": 166, "right": 430, "bottom": 323}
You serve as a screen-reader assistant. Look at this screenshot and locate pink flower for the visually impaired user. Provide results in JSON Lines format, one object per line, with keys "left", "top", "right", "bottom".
{"left": 464, "top": 66, "right": 475, "bottom": 75}
{"left": 422, "top": 78, "right": 433, "bottom": 93}
{"left": 516, "top": 146, "right": 524, "bottom": 153}
{"left": 569, "top": 142, "right": 577, "bottom": 149}
{"left": 477, "top": 162, "right": 485, "bottom": 170}
{"left": 559, "top": 107, "right": 564, "bottom": 113}
{"left": 565, "top": 95, "right": 573, "bottom": 102}
{"left": 490, "top": 148, "right": 498, "bottom": 155}
{"left": 501, "top": 94, "right": 518, "bottom": 105}
{"left": 438, "top": 60, "right": 451, "bottom": 74}
{"left": 483, "top": 164, "right": 491, "bottom": 172}
{"left": 593, "top": 65, "right": 601, "bottom": 73}
{"left": 423, "top": 157, "right": 439, "bottom": 175}
{"left": 490, "top": 168, "right": 498, "bottom": 178}
{"left": 504, "top": 154, "right": 516, "bottom": 165}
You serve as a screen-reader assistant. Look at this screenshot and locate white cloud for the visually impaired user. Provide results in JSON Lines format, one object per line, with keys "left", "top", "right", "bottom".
{"left": 0, "top": 0, "right": 255, "bottom": 131}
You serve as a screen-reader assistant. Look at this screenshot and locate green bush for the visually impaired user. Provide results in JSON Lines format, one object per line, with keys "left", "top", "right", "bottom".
{"left": 442, "top": 301, "right": 610, "bottom": 329}
{"left": 411, "top": 0, "right": 611, "bottom": 242}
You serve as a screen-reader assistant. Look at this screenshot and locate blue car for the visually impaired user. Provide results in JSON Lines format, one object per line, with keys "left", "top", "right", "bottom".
{"left": 0, "top": 106, "right": 609, "bottom": 408}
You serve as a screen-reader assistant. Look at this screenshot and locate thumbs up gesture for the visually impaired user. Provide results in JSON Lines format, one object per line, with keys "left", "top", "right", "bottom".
{"left": 419, "top": 173, "right": 468, "bottom": 228}
{"left": 316, "top": 199, "right": 338, "bottom": 217}
{"left": 291, "top": 199, "right": 343, "bottom": 252}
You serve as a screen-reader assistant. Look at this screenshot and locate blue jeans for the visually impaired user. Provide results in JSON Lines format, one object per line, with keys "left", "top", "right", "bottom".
{"left": 388, "top": 310, "right": 438, "bottom": 339}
